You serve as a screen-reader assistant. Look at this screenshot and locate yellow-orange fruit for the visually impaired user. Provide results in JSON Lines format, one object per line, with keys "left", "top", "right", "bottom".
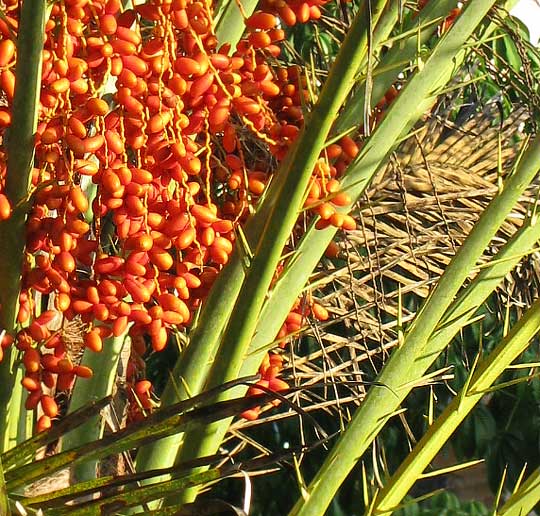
{"left": 259, "top": 80, "right": 280, "bottom": 97}
{"left": 190, "top": 72, "right": 214, "bottom": 98}
{"left": 317, "top": 202, "right": 335, "bottom": 220}
{"left": 37, "top": 415, "right": 52, "bottom": 432}
{"left": 113, "top": 315, "right": 129, "bottom": 336}
{"left": 125, "top": 278, "right": 152, "bottom": 303}
{"left": 106, "top": 129, "right": 125, "bottom": 154}
{"left": 200, "top": 227, "right": 215, "bottom": 247}
{"left": 50, "top": 77, "right": 70, "bottom": 94}
{"left": 149, "top": 247, "right": 173, "bottom": 270}
{"left": 23, "top": 348, "right": 41, "bottom": 373}
{"left": 86, "top": 286, "right": 100, "bottom": 305}
{"left": 161, "top": 310, "right": 183, "bottom": 325}
{"left": 25, "top": 390, "right": 42, "bottom": 410}
{"left": 93, "top": 303, "right": 110, "bottom": 321}
{"left": 175, "top": 57, "right": 200, "bottom": 76}
{"left": 69, "top": 186, "right": 89, "bottom": 213}
{"left": 248, "top": 379, "right": 269, "bottom": 396}
{"left": 126, "top": 233, "right": 154, "bottom": 252}
{"left": 84, "top": 330, "right": 103, "bottom": 352}
{"left": 0, "top": 193, "right": 11, "bottom": 220}
{"left": 134, "top": 379, "right": 152, "bottom": 395}
{"left": 0, "top": 39, "right": 15, "bottom": 67}
{"left": 73, "top": 365, "right": 93, "bottom": 378}
{"left": 148, "top": 111, "right": 172, "bottom": 133}
{"left": 268, "top": 378, "right": 289, "bottom": 392}
{"left": 311, "top": 303, "right": 329, "bottom": 321}
{"left": 249, "top": 31, "right": 272, "bottom": 49}
{"left": 57, "top": 358, "right": 73, "bottom": 373}
{"left": 151, "top": 326, "right": 168, "bottom": 351}
{"left": 212, "top": 220, "right": 234, "bottom": 233}
{"left": 278, "top": 4, "right": 296, "bottom": 25}
{"left": 158, "top": 293, "right": 182, "bottom": 311}
{"left": 330, "top": 191, "right": 352, "bottom": 207}
{"left": 246, "top": 11, "right": 277, "bottom": 30}
{"left": 0, "top": 69, "right": 15, "bottom": 99}
{"left": 340, "top": 135, "right": 359, "bottom": 159}
{"left": 101, "top": 169, "right": 122, "bottom": 194}
{"left": 56, "top": 251, "right": 76, "bottom": 273}
{"left": 191, "top": 204, "right": 217, "bottom": 224}
{"left": 209, "top": 103, "right": 230, "bottom": 127}
{"left": 40, "top": 395, "right": 58, "bottom": 418}
{"left": 27, "top": 321, "right": 50, "bottom": 342}
{"left": 330, "top": 212, "right": 344, "bottom": 228}
{"left": 248, "top": 176, "right": 266, "bottom": 195}
{"left": 341, "top": 215, "right": 356, "bottom": 231}
{"left": 74, "top": 159, "right": 99, "bottom": 176}
{"left": 21, "top": 375, "right": 40, "bottom": 391}
{"left": 240, "top": 407, "right": 260, "bottom": 421}
{"left": 68, "top": 116, "right": 87, "bottom": 138}
{"left": 0, "top": 109, "right": 11, "bottom": 127}
{"left": 111, "top": 38, "right": 137, "bottom": 55}
{"left": 82, "top": 134, "right": 105, "bottom": 154}
{"left": 130, "top": 309, "right": 152, "bottom": 325}
{"left": 72, "top": 300, "right": 93, "bottom": 314}
{"left": 56, "top": 372, "right": 75, "bottom": 391}
{"left": 99, "top": 13, "right": 117, "bottom": 35}
{"left": 87, "top": 97, "right": 109, "bottom": 116}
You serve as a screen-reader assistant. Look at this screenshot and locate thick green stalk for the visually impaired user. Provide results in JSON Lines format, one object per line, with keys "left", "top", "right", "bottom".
{"left": 5, "top": 365, "right": 32, "bottom": 449}
{"left": 290, "top": 75, "right": 537, "bottom": 516}
{"left": 172, "top": 0, "right": 391, "bottom": 492}
{"left": 372, "top": 295, "right": 540, "bottom": 514}
{"left": 0, "top": 0, "right": 47, "bottom": 330}
{"left": 135, "top": 0, "right": 394, "bottom": 480}
{"left": 202, "top": 0, "right": 391, "bottom": 401}
{"left": 243, "top": 0, "right": 521, "bottom": 374}
{"left": 238, "top": 0, "right": 469, "bottom": 376}
{"left": 0, "top": 0, "right": 48, "bottom": 453}
{"left": 62, "top": 334, "right": 126, "bottom": 482}
{"left": 0, "top": 453, "right": 8, "bottom": 516}
{"left": 498, "top": 466, "right": 540, "bottom": 515}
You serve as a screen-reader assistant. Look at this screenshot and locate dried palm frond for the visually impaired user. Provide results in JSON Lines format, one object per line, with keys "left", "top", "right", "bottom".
{"left": 228, "top": 102, "right": 540, "bottom": 454}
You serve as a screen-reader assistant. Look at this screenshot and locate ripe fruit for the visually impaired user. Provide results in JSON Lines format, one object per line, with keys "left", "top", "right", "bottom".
{"left": 84, "top": 330, "right": 103, "bottom": 353}
{"left": 40, "top": 395, "right": 59, "bottom": 418}
{"left": 1, "top": 0, "right": 360, "bottom": 431}
{"left": 37, "top": 415, "right": 52, "bottom": 432}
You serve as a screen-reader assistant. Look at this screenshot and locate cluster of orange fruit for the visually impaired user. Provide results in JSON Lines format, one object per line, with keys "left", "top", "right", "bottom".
{"left": 0, "top": 0, "right": 372, "bottom": 429}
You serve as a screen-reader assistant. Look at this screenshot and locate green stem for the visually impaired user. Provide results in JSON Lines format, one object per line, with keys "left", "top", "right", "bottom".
{"left": 244, "top": 0, "right": 521, "bottom": 376}
{"left": 289, "top": 68, "right": 537, "bottom": 516}
{"left": 209, "top": 0, "right": 391, "bottom": 406}
{"left": 170, "top": 0, "right": 392, "bottom": 505}
{"left": 372, "top": 295, "right": 540, "bottom": 514}
{"left": 57, "top": 468, "right": 221, "bottom": 516}
{"left": 61, "top": 334, "right": 126, "bottom": 482}
{"left": 0, "top": 452, "right": 8, "bottom": 516}
{"left": 6, "top": 390, "right": 267, "bottom": 491}
{"left": 0, "top": 0, "right": 47, "bottom": 331}
{"left": 334, "top": 0, "right": 459, "bottom": 136}
{"left": 0, "top": 0, "right": 48, "bottom": 454}
{"left": 499, "top": 465, "right": 540, "bottom": 515}
{"left": 135, "top": 0, "right": 394, "bottom": 484}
